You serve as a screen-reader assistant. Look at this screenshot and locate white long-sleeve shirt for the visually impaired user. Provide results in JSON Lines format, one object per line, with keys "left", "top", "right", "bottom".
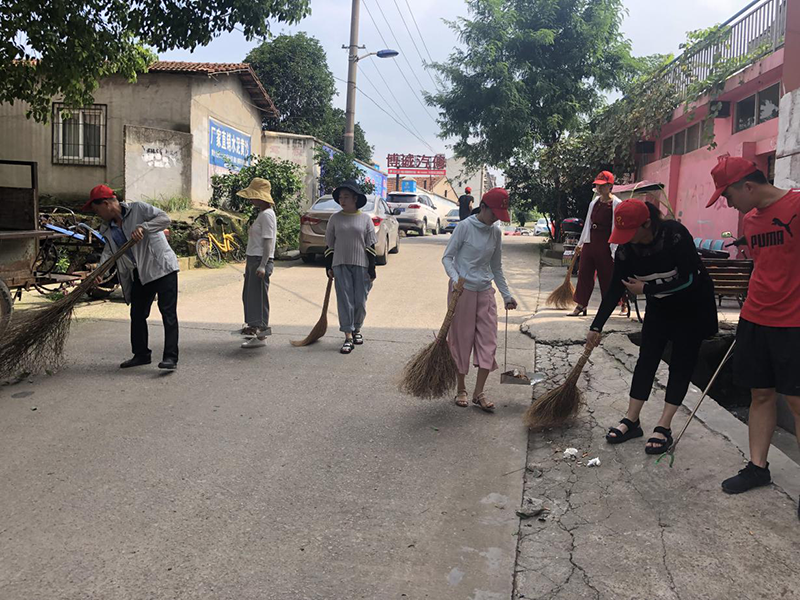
{"left": 578, "top": 194, "right": 622, "bottom": 255}
{"left": 442, "top": 215, "right": 513, "bottom": 302}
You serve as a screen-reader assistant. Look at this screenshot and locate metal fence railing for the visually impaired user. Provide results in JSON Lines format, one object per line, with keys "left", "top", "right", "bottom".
{"left": 660, "top": 0, "right": 787, "bottom": 100}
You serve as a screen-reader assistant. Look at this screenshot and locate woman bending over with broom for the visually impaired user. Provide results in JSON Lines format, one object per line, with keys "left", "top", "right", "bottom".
{"left": 569, "top": 171, "right": 624, "bottom": 317}
{"left": 442, "top": 188, "right": 518, "bottom": 412}
{"left": 585, "top": 199, "right": 717, "bottom": 454}
{"left": 324, "top": 181, "right": 377, "bottom": 354}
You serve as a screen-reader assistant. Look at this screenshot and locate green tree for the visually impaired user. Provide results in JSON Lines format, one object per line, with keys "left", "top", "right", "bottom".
{"left": 210, "top": 156, "right": 305, "bottom": 251}
{"left": 315, "top": 108, "right": 374, "bottom": 164}
{"left": 245, "top": 33, "right": 337, "bottom": 136}
{"left": 429, "top": 0, "right": 637, "bottom": 171}
{"left": 315, "top": 148, "right": 376, "bottom": 198}
{"left": 2, "top": 0, "right": 310, "bottom": 122}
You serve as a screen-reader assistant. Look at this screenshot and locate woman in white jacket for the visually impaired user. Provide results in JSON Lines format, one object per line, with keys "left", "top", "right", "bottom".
{"left": 569, "top": 171, "right": 625, "bottom": 316}
{"left": 442, "top": 188, "right": 517, "bottom": 412}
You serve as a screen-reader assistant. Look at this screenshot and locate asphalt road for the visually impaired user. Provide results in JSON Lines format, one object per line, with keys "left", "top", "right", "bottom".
{"left": 0, "top": 233, "right": 542, "bottom": 600}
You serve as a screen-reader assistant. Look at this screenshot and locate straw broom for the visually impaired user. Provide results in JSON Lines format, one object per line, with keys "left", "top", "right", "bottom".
{"left": 400, "top": 278, "right": 465, "bottom": 399}
{"left": 0, "top": 238, "right": 137, "bottom": 380}
{"left": 291, "top": 276, "right": 333, "bottom": 347}
{"left": 546, "top": 247, "right": 580, "bottom": 309}
{"left": 524, "top": 345, "right": 594, "bottom": 428}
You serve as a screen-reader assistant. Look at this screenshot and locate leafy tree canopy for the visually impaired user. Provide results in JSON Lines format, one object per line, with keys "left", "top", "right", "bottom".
{"left": 429, "top": 0, "right": 638, "bottom": 171}
{"left": 315, "top": 108, "right": 374, "bottom": 164}
{"left": 315, "top": 148, "right": 376, "bottom": 198}
{"left": 2, "top": 0, "right": 310, "bottom": 122}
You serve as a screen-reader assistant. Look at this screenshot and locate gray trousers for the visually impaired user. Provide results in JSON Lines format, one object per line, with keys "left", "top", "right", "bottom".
{"left": 243, "top": 255, "right": 272, "bottom": 329}
{"left": 333, "top": 265, "right": 372, "bottom": 333}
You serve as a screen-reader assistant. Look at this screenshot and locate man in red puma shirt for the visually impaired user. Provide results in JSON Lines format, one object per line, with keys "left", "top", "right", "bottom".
{"left": 707, "top": 156, "right": 800, "bottom": 520}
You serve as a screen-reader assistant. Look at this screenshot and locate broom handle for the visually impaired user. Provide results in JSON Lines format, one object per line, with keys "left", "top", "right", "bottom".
{"left": 321, "top": 276, "right": 334, "bottom": 312}
{"left": 564, "top": 246, "right": 580, "bottom": 282}
{"left": 436, "top": 278, "right": 466, "bottom": 342}
{"left": 670, "top": 340, "right": 736, "bottom": 453}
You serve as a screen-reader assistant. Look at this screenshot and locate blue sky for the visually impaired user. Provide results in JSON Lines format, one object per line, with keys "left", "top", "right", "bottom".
{"left": 161, "top": 0, "right": 747, "bottom": 173}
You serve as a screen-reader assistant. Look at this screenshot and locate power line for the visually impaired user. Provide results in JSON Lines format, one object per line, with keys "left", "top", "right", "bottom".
{"left": 390, "top": 0, "right": 439, "bottom": 90}
{"left": 401, "top": 0, "right": 445, "bottom": 89}
{"left": 359, "top": 60, "right": 430, "bottom": 143}
{"left": 356, "top": 65, "right": 414, "bottom": 134}
{"left": 332, "top": 74, "right": 438, "bottom": 154}
{"left": 361, "top": 0, "right": 438, "bottom": 124}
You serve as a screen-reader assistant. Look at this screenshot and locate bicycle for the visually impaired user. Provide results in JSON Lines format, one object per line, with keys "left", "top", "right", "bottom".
{"left": 194, "top": 215, "right": 247, "bottom": 268}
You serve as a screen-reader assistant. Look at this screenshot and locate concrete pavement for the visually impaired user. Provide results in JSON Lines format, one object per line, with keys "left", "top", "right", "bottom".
{"left": 0, "top": 234, "right": 540, "bottom": 599}
{"left": 514, "top": 258, "right": 800, "bottom": 600}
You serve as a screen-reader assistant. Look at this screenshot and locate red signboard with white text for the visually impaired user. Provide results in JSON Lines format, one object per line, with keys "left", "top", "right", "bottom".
{"left": 386, "top": 153, "right": 446, "bottom": 177}
{"left": 388, "top": 168, "right": 447, "bottom": 176}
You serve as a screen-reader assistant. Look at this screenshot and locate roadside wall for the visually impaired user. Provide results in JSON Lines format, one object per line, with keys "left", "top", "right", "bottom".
{"left": 261, "top": 131, "right": 319, "bottom": 208}
{"left": 124, "top": 126, "right": 192, "bottom": 203}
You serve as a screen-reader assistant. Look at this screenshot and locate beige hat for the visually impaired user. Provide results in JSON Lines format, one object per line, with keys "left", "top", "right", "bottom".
{"left": 236, "top": 178, "right": 274, "bottom": 204}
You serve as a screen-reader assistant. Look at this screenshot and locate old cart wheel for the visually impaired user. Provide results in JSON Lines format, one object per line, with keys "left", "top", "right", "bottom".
{"left": 0, "top": 278, "right": 13, "bottom": 337}
{"left": 196, "top": 236, "right": 224, "bottom": 268}
{"left": 229, "top": 235, "right": 247, "bottom": 263}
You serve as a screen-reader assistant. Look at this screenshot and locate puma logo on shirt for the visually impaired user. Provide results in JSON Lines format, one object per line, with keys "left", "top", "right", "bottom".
{"left": 772, "top": 214, "right": 796, "bottom": 237}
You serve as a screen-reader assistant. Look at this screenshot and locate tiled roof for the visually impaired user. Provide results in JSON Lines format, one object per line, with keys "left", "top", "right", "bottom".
{"left": 148, "top": 61, "right": 277, "bottom": 116}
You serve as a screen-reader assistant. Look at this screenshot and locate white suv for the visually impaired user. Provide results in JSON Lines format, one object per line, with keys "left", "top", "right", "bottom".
{"left": 387, "top": 192, "right": 443, "bottom": 235}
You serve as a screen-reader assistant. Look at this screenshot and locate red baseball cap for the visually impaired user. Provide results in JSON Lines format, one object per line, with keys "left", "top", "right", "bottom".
{"left": 609, "top": 198, "right": 650, "bottom": 245}
{"left": 593, "top": 171, "right": 615, "bottom": 186}
{"left": 465, "top": 186, "right": 472, "bottom": 193}
{"left": 482, "top": 187, "right": 511, "bottom": 223}
{"left": 82, "top": 184, "right": 116, "bottom": 211}
{"left": 706, "top": 156, "right": 758, "bottom": 208}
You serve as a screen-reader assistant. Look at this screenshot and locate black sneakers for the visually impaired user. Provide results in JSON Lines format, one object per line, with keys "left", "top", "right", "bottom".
{"left": 721, "top": 461, "right": 772, "bottom": 494}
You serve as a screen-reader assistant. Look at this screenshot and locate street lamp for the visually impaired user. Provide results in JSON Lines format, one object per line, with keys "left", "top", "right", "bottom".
{"left": 343, "top": 0, "right": 399, "bottom": 155}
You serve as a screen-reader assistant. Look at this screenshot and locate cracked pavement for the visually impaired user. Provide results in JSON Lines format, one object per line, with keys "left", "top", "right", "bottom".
{"left": 513, "top": 263, "right": 800, "bottom": 600}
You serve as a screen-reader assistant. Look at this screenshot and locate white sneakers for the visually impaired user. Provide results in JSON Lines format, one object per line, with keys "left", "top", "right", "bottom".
{"left": 241, "top": 337, "right": 267, "bottom": 349}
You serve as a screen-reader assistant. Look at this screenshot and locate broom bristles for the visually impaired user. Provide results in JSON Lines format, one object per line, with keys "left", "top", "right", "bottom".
{"left": 545, "top": 249, "right": 579, "bottom": 309}
{"left": 400, "top": 337, "right": 459, "bottom": 399}
{"left": 291, "top": 276, "right": 333, "bottom": 347}
{"left": 524, "top": 347, "right": 593, "bottom": 428}
{"left": 0, "top": 239, "right": 138, "bottom": 380}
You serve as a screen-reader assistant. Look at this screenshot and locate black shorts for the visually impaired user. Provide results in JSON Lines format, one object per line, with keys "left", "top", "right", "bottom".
{"left": 733, "top": 318, "right": 800, "bottom": 396}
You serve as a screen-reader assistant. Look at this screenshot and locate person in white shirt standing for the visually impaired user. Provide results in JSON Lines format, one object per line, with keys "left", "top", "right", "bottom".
{"left": 236, "top": 178, "right": 277, "bottom": 348}
{"left": 442, "top": 188, "right": 518, "bottom": 412}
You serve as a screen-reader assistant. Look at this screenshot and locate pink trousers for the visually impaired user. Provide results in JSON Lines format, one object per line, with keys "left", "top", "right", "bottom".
{"left": 447, "top": 284, "right": 499, "bottom": 375}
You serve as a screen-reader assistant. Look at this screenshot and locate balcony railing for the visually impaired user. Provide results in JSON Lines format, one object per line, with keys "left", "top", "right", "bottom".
{"left": 660, "top": 0, "right": 787, "bottom": 100}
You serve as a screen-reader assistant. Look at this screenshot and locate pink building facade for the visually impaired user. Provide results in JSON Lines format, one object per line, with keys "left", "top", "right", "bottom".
{"left": 634, "top": 0, "right": 798, "bottom": 249}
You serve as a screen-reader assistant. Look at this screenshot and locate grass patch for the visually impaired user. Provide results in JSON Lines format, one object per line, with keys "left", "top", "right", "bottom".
{"left": 147, "top": 196, "right": 193, "bottom": 213}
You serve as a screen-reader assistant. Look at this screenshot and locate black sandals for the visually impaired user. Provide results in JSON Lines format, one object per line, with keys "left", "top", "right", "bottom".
{"left": 353, "top": 332, "right": 364, "bottom": 345}
{"left": 606, "top": 418, "right": 644, "bottom": 444}
{"left": 340, "top": 339, "right": 354, "bottom": 354}
{"left": 645, "top": 426, "right": 673, "bottom": 455}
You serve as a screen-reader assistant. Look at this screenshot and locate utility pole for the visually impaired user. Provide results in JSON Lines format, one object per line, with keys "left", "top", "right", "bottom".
{"left": 343, "top": 0, "right": 360, "bottom": 155}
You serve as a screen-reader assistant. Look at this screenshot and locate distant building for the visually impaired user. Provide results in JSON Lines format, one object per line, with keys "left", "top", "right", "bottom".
{"left": 446, "top": 156, "right": 495, "bottom": 199}
{"left": 0, "top": 61, "right": 277, "bottom": 205}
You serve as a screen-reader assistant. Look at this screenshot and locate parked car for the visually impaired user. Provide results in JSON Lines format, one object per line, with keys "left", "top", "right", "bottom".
{"left": 443, "top": 209, "right": 460, "bottom": 233}
{"left": 533, "top": 218, "right": 552, "bottom": 237}
{"left": 516, "top": 227, "right": 533, "bottom": 236}
{"left": 299, "top": 195, "right": 400, "bottom": 265}
{"left": 386, "top": 191, "right": 444, "bottom": 236}
{"left": 501, "top": 226, "right": 522, "bottom": 236}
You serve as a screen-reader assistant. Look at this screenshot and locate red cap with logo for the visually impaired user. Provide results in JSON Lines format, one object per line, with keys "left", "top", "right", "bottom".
{"left": 482, "top": 187, "right": 511, "bottom": 223}
{"left": 82, "top": 184, "right": 116, "bottom": 212}
{"left": 608, "top": 198, "right": 651, "bottom": 245}
{"left": 593, "top": 171, "right": 615, "bottom": 186}
{"left": 706, "top": 156, "right": 758, "bottom": 208}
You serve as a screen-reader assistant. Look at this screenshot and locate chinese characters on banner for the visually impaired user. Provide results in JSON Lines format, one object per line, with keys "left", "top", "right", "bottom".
{"left": 386, "top": 153, "right": 446, "bottom": 176}
{"left": 209, "top": 119, "right": 252, "bottom": 179}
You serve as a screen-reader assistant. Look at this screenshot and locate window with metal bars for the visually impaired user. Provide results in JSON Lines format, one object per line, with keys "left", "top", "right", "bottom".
{"left": 51, "top": 103, "right": 107, "bottom": 166}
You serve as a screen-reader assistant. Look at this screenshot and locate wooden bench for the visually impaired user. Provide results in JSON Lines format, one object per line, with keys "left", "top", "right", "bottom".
{"left": 702, "top": 258, "right": 754, "bottom": 307}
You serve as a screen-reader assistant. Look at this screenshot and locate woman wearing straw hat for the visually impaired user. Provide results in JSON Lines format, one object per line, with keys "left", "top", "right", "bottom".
{"left": 324, "top": 180, "right": 377, "bottom": 354}
{"left": 569, "top": 171, "right": 624, "bottom": 317}
{"left": 442, "top": 188, "right": 518, "bottom": 412}
{"left": 236, "top": 178, "right": 277, "bottom": 349}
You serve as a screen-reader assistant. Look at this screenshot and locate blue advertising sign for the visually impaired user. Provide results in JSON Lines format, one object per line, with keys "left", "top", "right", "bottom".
{"left": 319, "top": 145, "right": 388, "bottom": 200}
{"left": 209, "top": 119, "right": 251, "bottom": 173}
{"left": 401, "top": 179, "right": 417, "bottom": 193}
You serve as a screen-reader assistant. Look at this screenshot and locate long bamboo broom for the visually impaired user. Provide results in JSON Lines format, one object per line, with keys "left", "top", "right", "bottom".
{"left": 524, "top": 344, "right": 594, "bottom": 428}
{"left": 400, "top": 278, "right": 465, "bottom": 399}
{"left": 546, "top": 248, "right": 579, "bottom": 309}
{"left": 290, "top": 276, "right": 333, "bottom": 347}
{"left": 0, "top": 238, "right": 137, "bottom": 380}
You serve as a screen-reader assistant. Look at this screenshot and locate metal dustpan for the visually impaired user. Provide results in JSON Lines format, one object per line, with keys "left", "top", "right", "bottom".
{"left": 500, "top": 309, "right": 547, "bottom": 386}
